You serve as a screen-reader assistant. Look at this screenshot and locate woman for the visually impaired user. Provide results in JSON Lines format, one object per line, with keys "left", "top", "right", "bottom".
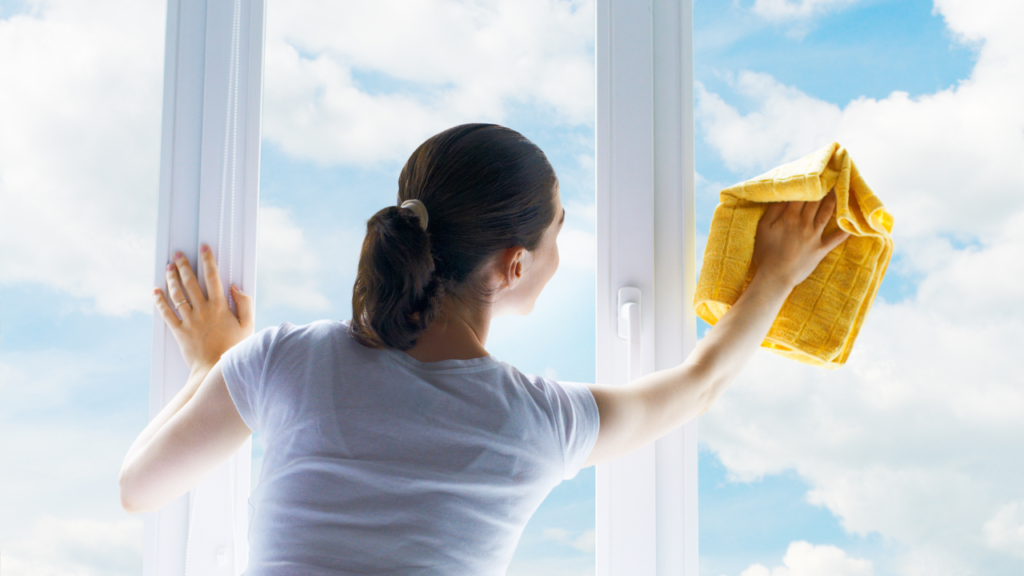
{"left": 119, "top": 124, "right": 848, "bottom": 574}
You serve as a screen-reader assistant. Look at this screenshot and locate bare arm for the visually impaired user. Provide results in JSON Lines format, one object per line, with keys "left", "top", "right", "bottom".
{"left": 119, "top": 363, "right": 251, "bottom": 513}
{"left": 121, "top": 362, "right": 213, "bottom": 474}
{"left": 583, "top": 192, "right": 850, "bottom": 467}
{"left": 119, "top": 246, "right": 254, "bottom": 513}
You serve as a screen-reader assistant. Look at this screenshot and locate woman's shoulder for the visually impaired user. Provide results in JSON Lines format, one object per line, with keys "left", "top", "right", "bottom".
{"left": 249, "top": 319, "right": 380, "bottom": 384}
{"left": 492, "top": 363, "right": 576, "bottom": 408}
{"left": 252, "top": 319, "right": 357, "bottom": 358}
{"left": 265, "top": 318, "right": 347, "bottom": 340}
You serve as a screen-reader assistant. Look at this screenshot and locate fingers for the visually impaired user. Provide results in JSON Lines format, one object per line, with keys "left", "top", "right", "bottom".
{"left": 165, "top": 261, "right": 192, "bottom": 317}
{"left": 761, "top": 201, "right": 787, "bottom": 227}
{"left": 813, "top": 191, "right": 838, "bottom": 228}
{"left": 199, "top": 245, "right": 225, "bottom": 304}
{"left": 173, "top": 252, "right": 205, "bottom": 305}
{"left": 781, "top": 199, "right": 806, "bottom": 225}
{"left": 231, "top": 285, "right": 255, "bottom": 331}
{"left": 802, "top": 187, "right": 838, "bottom": 219}
{"left": 153, "top": 287, "right": 183, "bottom": 329}
{"left": 822, "top": 227, "right": 851, "bottom": 253}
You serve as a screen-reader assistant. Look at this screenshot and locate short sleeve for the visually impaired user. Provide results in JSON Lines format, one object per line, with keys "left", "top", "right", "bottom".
{"left": 548, "top": 380, "right": 601, "bottom": 480}
{"left": 220, "top": 325, "right": 282, "bottom": 432}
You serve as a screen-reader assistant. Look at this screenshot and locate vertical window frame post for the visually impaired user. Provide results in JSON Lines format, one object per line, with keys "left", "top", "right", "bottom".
{"left": 596, "top": 0, "right": 697, "bottom": 574}
{"left": 147, "top": 0, "right": 266, "bottom": 573}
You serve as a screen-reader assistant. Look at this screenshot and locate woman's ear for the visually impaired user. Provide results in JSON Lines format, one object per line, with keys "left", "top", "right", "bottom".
{"left": 500, "top": 246, "right": 526, "bottom": 290}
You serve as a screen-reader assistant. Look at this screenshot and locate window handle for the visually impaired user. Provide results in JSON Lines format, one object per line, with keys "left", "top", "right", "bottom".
{"left": 617, "top": 287, "right": 642, "bottom": 382}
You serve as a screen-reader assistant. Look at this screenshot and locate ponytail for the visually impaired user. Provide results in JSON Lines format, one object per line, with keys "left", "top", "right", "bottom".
{"left": 350, "top": 206, "right": 443, "bottom": 350}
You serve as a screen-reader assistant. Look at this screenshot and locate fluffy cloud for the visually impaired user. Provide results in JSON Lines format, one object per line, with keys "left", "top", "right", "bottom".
{"left": 697, "top": 0, "right": 1024, "bottom": 573}
{"left": 984, "top": 500, "right": 1024, "bottom": 558}
{"left": 541, "top": 527, "right": 596, "bottom": 553}
{"left": 262, "top": 0, "right": 594, "bottom": 166}
{"left": 256, "top": 205, "right": 332, "bottom": 311}
{"left": 752, "top": 0, "right": 858, "bottom": 21}
{"left": 736, "top": 541, "right": 873, "bottom": 576}
{"left": 0, "top": 347, "right": 146, "bottom": 572}
{"left": 0, "top": 517, "right": 142, "bottom": 576}
{"left": 696, "top": 74, "right": 841, "bottom": 177}
{"left": 698, "top": 3, "right": 1024, "bottom": 242}
{"left": 556, "top": 227, "right": 596, "bottom": 272}
{"left": 556, "top": 200, "right": 597, "bottom": 272}
{"left": 505, "top": 556, "right": 594, "bottom": 576}
{"left": 0, "top": 0, "right": 165, "bottom": 316}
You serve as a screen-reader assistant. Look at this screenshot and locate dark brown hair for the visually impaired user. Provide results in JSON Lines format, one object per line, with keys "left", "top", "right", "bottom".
{"left": 350, "top": 124, "right": 558, "bottom": 350}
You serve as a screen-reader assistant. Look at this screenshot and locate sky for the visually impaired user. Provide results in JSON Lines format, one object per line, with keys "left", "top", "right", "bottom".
{"left": 1, "top": 0, "right": 1023, "bottom": 575}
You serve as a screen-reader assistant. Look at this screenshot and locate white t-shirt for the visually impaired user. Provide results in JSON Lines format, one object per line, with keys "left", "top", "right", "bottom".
{"left": 220, "top": 319, "right": 600, "bottom": 575}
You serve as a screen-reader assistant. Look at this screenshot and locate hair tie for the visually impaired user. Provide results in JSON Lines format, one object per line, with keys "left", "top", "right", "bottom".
{"left": 401, "top": 199, "right": 429, "bottom": 231}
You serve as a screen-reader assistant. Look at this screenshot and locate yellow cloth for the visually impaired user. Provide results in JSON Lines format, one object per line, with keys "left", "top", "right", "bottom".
{"left": 695, "top": 142, "right": 894, "bottom": 369}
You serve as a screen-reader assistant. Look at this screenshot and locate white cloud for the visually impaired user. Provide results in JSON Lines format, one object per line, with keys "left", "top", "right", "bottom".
{"left": 752, "top": 0, "right": 859, "bottom": 21}
{"left": 696, "top": 74, "right": 841, "bottom": 176}
{"left": 555, "top": 199, "right": 596, "bottom": 272}
{"left": 505, "top": 555, "right": 594, "bottom": 576}
{"left": 557, "top": 227, "right": 596, "bottom": 272}
{"left": 984, "top": 501, "right": 1024, "bottom": 558}
{"left": 697, "top": 6, "right": 1024, "bottom": 242}
{"left": 0, "top": 350, "right": 145, "bottom": 569}
{"left": 736, "top": 541, "right": 873, "bottom": 576}
{"left": 0, "top": 517, "right": 142, "bottom": 576}
{"left": 541, "top": 527, "right": 596, "bottom": 553}
{"left": 256, "top": 205, "right": 331, "bottom": 311}
{"left": 697, "top": 0, "right": 1024, "bottom": 574}
{"left": 262, "top": 0, "right": 595, "bottom": 166}
{"left": 0, "top": 0, "right": 165, "bottom": 316}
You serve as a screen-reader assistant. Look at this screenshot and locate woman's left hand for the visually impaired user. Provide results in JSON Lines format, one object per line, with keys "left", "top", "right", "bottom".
{"left": 154, "top": 245, "right": 255, "bottom": 372}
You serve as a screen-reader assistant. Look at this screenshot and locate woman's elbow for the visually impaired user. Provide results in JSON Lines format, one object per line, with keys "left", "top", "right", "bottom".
{"left": 673, "top": 361, "right": 722, "bottom": 420}
{"left": 120, "top": 494, "right": 143, "bottom": 515}
{"left": 119, "top": 472, "right": 139, "bottom": 514}
{"left": 119, "top": 467, "right": 153, "bottom": 514}
{"left": 695, "top": 376, "right": 726, "bottom": 417}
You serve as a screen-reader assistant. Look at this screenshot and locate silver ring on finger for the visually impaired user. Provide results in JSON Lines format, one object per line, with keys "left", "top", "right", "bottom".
{"left": 173, "top": 299, "right": 188, "bottom": 310}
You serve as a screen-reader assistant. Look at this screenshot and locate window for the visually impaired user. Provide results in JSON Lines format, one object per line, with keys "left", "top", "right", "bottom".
{"left": 146, "top": 0, "right": 698, "bottom": 574}
{"left": 4, "top": 0, "right": 1020, "bottom": 575}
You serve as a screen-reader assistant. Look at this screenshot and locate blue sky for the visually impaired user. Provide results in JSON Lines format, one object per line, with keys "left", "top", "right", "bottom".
{"left": 3, "top": 0, "right": 1024, "bottom": 575}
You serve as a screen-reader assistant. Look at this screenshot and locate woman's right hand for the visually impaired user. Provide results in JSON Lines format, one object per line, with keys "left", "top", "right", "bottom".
{"left": 583, "top": 193, "right": 853, "bottom": 469}
{"left": 585, "top": 191, "right": 852, "bottom": 467}
{"left": 751, "top": 190, "right": 851, "bottom": 289}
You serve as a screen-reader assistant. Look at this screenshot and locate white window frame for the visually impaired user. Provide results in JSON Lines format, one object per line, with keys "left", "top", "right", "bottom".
{"left": 147, "top": 0, "right": 696, "bottom": 574}
{"left": 147, "top": 0, "right": 265, "bottom": 574}
{"left": 596, "top": 1, "right": 698, "bottom": 574}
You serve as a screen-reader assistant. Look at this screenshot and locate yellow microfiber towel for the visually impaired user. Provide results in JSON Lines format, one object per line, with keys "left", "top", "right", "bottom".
{"left": 695, "top": 142, "right": 894, "bottom": 369}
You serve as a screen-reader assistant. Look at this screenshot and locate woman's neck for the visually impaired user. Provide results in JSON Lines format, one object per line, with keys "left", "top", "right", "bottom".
{"left": 403, "top": 299, "right": 491, "bottom": 362}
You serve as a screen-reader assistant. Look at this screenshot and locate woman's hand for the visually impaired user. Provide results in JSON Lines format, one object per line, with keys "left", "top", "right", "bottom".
{"left": 751, "top": 190, "right": 851, "bottom": 290}
{"left": 584, "top": 192, "right": 855, "bottom": 468}
{"left": 154, "top": 245, "right": 254, "bottom": 372}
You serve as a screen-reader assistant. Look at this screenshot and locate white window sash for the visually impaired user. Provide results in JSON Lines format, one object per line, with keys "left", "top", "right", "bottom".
{"left": 147, "top": 0, "right": 265, "bottom": 574}
{"left": 596, "top": 0, "right": 698, "bottom": 574}
{"left": 147, "top": 0, "right": 696, "bottom": 574}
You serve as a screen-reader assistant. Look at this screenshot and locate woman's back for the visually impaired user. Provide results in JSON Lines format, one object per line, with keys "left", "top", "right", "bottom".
{"left": 222, "top": 319, "right": 599, "bottom": 575}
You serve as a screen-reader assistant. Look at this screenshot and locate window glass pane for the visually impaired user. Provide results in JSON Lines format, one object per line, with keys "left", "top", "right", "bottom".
{"left": 255, "top": 0, "right": 596, "bottom": 572}
{"left": 0, "top": 0, "right": 166, "bottom": 573}
{"left": 694, "top": 1, "right": 1020, "bottom": 575}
